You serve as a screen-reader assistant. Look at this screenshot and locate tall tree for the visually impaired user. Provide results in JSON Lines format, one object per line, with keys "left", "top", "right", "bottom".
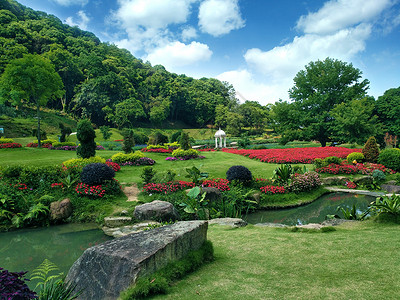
{"left": 0, "top": 54, "right": 64, "bottom": 147}
{"left": 284, "top": 57, "right": 370, "bottom": 146}
{"left": 375, "top": 87, "right": 400, "bottom": 136}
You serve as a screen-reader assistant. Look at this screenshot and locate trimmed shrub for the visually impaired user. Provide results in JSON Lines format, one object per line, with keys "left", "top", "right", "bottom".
{"left": 52, "top": 142, "right": 76, "bottom": 147}
{"left": 0, "top": 137, "right": 14, "bottom": 144}
{"left": 226, "top": 165, "right": 253, "bottom": 185}
{"left": 171, "top": 148, "right": 198, "bottom": 158}
{"left": 81, "top": 163, "right": 115, "bottom": 185}
{"left": 362, "top": 136, "right": 380, "bottom": 163}
{"left": 347, "top": 152, "right": 365, "bottom": 163}
{"left": 62, "top": 156, "right": 106, "bottom": 168}
{"left": 122, "top": 129, "right": 135, "bottom": 154}
{"left": 372, "top": 169, "right": 386, "bottom": 183}
{"left": 378, "top": 148, "right": 400, "bottom": 171}
{"left": 178, "top": 132, "right": 191, "bottom": 150}
{"left": 111, "top": 151, "right": 145, "bottom": 164}
{"left": 170, "top": 130, "right": 182, "bottom": 143}
{"left": 77, "top": 119, "right": 96, "bottom": 159}
{"left": 324, "top": 156, "right": 342, "bottom": 165}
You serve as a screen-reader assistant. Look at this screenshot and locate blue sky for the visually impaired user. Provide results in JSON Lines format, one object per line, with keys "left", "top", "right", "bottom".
{"left": 16, "top": 0, "right": 400, "bottom": 105}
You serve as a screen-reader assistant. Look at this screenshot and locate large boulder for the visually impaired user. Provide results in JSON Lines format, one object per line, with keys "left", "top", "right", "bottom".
{"left": 66, "top": 221, "right": 208, "bottom": 300}
{"left": 134, "top": 200, "right": 180, "bottom": 221}
{"left": 49, "top": 198, "right": 72, "bottom": 222}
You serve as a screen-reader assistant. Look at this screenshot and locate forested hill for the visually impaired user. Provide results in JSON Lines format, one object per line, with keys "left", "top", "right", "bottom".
{"left": 0, "top": 0, "right": 239, "bottom": 128}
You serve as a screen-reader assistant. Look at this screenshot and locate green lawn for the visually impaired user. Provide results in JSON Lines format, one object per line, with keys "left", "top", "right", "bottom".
{"left": 153, "top": 221, "right": 400, "bottom": 300}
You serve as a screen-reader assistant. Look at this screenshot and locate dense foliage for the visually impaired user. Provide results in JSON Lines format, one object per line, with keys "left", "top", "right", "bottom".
{"left": 362, "top": 136, "right": 380, "bottom": 163}
{"left": 226, "top": 165, "right": 252, "bottom": 184}
{"left": 378, "top": 148, "right": 400, "bottom": 172}
{"left": 0, "top": 0, "right": 237, "bottom": 128}
{"left": 80, "top": 163, "right": 115, "bottom": 185}
{"left": 0, "top": 267, "right": 37, "bottom": 299}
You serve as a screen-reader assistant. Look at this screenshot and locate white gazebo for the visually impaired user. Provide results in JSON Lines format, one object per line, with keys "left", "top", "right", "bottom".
{"left": 215, "top": 128, "right": 226, "bottom": 148}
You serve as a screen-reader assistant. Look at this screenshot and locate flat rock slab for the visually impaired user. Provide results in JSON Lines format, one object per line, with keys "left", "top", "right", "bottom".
{"left": 208, "top": 218, "right": 247, "bottom": 228}
{"left": 102, "top": 221, "right": 160, "bottom": 238}
{"left": 104, "top": 217, "right": 132, "bottom": 228}
{"left": 67, "top": 221, "right": 208, "bottom": 300}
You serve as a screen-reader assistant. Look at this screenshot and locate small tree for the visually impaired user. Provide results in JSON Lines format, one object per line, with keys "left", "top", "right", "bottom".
{"left": 362, "top": 136, "right": 380, "bottom": 163}
{"left": 179, "top": 132, "right": 191, "bottom": 150}
{"left": 100, "top": 125, "right": 112, "bottom": 141}
{"left": 77, "top": 119, "right": 96, "bottom": 158}
{"left": 122, "top": 128, "right": 135, "bottom": 154}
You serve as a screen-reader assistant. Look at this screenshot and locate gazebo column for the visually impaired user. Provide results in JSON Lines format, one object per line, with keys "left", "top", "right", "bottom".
{"left": 224, "top": 137, "right": 226, "bottom": 148}
{"left": 215, "top": 137, "right": 218, "bottom": 148}
{"left": 219, "top": 137, "right": 222, "bottom": 148}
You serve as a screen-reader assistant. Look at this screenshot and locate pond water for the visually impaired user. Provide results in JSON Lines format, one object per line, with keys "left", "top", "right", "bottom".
{"left": 0, "top": 223, "right": 111, "bottom": 287}
{"left": 245, "top": 192, "right": 376, "bottom": 226}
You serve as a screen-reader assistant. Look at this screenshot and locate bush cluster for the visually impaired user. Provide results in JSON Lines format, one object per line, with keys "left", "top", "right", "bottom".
{"left": 52, "top": 141, "right": 76, "bottom": 147}
{"left": 288, "top": 172, "right": 321, "bottom": 193}
{"left": 80, "top": 163, "right": 115, "bottom": 185}
{"left": 62, "top": 156, "right": 106, "bottom": 168}
{"left": 111, "top": 151, "right": 145, "bottom": 164}
{"left": 378, "top": 148, "right": 400, "bottom": 171}
{"left": 171, "top": 148, "right": 198, "bottom": 158}
{"left": 346, "top": 152, "right": 365, "bottom": 163}
{"left": 0, "top": 137, "right": 14, "bottom": 144}
{"left": 226, "top": 165, "right": 253, "bottom": 185}
{"left": 372, "top": 169, "right": 386, "bottom": 183}
{"left": 76, "top": 119, "right": 96, "bottom": 159}
{"left": 362, "top": 136, "right": 380, "bottom": 163}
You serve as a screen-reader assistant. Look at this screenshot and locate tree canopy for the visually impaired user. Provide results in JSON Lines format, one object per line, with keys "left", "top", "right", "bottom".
{"left": 273, "top": 58, "right": 371, "bottom": 146}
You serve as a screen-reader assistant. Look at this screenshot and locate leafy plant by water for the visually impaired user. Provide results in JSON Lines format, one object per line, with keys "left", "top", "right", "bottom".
{"left": 337, "top": 204, "right": 368, "bottom": 220}
{"left": 368, "top": 194, "right": 400, "bottom": 216}
{"left": 273, "top": 164, "right": 294, "bottom": 184}
{"left": 179, "top": 186, "right": 209, "bottom": 220}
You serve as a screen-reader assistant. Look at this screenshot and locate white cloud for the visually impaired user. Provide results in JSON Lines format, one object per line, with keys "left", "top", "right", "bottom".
{"left": 245, "top": 23, "right": 371, "bottom": 80}
{"left": 52, "top": 0, "right": 88, "bottom": 6}
{"left": 217, "top": 69, "right": 286, "bottom": 104}
{"left": 296, "top": 0, "right": 393, "bottom": 34}
{"left": 113, "top": 0, "right": 198, "bottom": 55}
{"left": 65, "top": 10, "right": 90, "bottom": 30}
{"left": 181, "top": 26, "right": 198, "bottom": 41}
{"left": 198, "top": 0, "right": 245, "bottom": 36}
{"left": 145, "top": 41, "right": 212, "bottom": 70}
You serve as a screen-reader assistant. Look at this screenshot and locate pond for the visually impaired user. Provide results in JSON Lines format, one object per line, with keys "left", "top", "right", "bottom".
{"left": 0, "top": 223, "right": 111, "bottom": 287}
{"left": 245, "top": 192, "right": 376, "bottom": 226}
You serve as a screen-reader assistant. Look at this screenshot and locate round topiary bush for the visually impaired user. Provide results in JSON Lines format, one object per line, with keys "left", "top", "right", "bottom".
{"left": 372, "top": 169, "right": 386, "bottom": 183}
{"left": 378, "top": 148, "right": 400, "bottom": 172}
{"left": 226, "top": 165, "right": 253, "bottom": 185}
{"left": 81, "top": 163, "right": 115, "bottom": 185}
{"left": 347, "top": 152, "right": 365, "bottom": 163}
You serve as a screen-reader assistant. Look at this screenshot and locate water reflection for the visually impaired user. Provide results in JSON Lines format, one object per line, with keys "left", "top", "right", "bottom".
{"left": 0, "top": 223, "right": 111, "bottom": 287}
{"left": 245, "top": 192, "right": 376, "bottom": 226}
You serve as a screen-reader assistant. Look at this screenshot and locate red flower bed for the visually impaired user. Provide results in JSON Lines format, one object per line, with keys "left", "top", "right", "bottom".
{"left": 26, "top": 143, "right": 52, "bottom": 148}
{"left": 142, "top": 148, "right": 172, "bottom": 153}
{"left": 143, "top": 180, "right": 195, "bottom": 194}
{"left": 105, "top": 161, "right": 121, "bottom": 172}
{"left": 223, "top": 147, "right": 362, "bottom": 164}
{"left": 0, "top": 143, "right": 22, "bottom": 149}
{"left": 75, "top": 182, "right": 105, "bottom": 198}
{"left": 316, "top": 162, "right": 395, "bottom": 175}
{"left": 202, "top": 178, "right": 230, "bottom": 191}
{"left": 260, "top": 185, "right": 286, "bottom": 194}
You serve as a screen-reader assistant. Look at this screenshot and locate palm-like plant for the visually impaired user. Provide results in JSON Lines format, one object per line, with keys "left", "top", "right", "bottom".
{"left": 368, "top": 194, "right": 400, "bottom": 216}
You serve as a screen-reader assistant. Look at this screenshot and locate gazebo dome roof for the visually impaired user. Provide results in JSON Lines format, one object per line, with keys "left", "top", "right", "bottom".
{"left": 215, "top": 128, "right": 226, "bottom": 138}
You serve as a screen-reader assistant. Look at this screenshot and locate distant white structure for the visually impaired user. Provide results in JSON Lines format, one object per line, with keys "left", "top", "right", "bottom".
{"left": 215, "top": 128, "right": 226, "bottom": 148}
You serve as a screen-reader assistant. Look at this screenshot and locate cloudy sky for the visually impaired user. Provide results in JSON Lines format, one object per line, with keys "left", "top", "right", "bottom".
{"left": 17, "top": 0, "right": 400, "bottom": 105}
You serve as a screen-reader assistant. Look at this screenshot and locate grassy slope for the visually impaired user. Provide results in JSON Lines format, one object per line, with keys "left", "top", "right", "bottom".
{"left": 153, "top": 221, "right": 400, "bottom": 300}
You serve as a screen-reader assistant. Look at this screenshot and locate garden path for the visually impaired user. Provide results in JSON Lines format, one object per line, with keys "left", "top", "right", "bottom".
{"left": 123, "top": 184, "right": 140, "bottom": 202}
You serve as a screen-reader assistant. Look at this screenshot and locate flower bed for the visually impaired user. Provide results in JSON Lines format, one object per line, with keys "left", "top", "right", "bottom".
{"left": 49, "top": 145, "right": 77, "bottom": 151}
{"left": 143, "top": 180, "right": 195, "bottom": 194}
{"left": 202, "top": 178, "right": 230, "bottom": 191}
{"left": 223, "top": 147, "right": 362, "bottom": 164}
{"left": 260, "top": 185, "right": 286, "bottom": 194}
{"left": 142, "top": 148, "right": 173, "bottom": 153}
{"left": 316, "top": 162, "right": 395, "bottom": 175}
{"left": 0, "top": 143, "right": 22, "bottom": 149}
{"left": 166, "top": 155, "right": 205, "bottom": 161}
{"left": 119, "top": 157, "right": 155, "bottom": 166}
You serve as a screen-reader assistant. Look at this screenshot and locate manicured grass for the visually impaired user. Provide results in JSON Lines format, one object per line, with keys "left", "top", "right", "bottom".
{"left": 153, "top": 221, "right": 400, "bottom": 300}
